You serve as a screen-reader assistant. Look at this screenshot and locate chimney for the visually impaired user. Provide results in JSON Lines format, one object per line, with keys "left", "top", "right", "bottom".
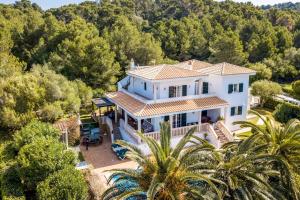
{"left": 130, "top": 58, "right": 135, "bottom": 70}
{"left": 187, "top": 60, "right": 194, "bottom": 70}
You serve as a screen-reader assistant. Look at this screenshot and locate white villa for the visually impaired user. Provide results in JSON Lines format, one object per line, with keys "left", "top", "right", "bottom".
{"left": 104, "top": 59, "right": 256, "bottom": 153}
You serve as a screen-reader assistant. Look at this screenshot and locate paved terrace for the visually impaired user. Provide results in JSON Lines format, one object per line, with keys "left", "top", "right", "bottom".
{"left": 80, "top": 133, "right": 130, "bottom": 169}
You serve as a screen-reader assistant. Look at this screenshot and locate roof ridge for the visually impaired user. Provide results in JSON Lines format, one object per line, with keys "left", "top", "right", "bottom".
{"left": 221, "top": 62, "right": 226, "bottom": 75}
{"left": 136, "top": 104, "right": 148, "bottom": 117}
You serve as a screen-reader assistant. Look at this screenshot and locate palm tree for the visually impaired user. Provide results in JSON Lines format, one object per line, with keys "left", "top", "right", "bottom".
{"left": 234, "top": 110, "right": 300, "bottom": 199}
{"left": 102, "top": 122, "right": 224, "bottom": 200}
{"left": 214, "top": 136, "right": 286, "bottom": 200}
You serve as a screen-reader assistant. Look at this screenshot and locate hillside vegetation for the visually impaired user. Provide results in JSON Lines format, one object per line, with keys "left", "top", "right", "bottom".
{"left": 1, "top": 0, "right": 300, "bottom": 87}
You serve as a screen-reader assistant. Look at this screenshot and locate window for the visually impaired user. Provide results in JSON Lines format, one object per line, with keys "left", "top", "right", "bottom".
{"left": 169, "top": 85, "right": 185, "bottom": 98}
{"left": 201, "top": 110, "right": 208, "bottom": 117}
{"left": 182, "top": 85, "right": 187, "bottom": 96}
{"left": 164, "top": 116, "right": 169, "bottom": 122}
{"left": 228, "top": 83, "right": 244, "bottom": 94}
{"left": 233, "top": 84, "right": 238, "bottom": 92}
{"left": 202, "top": 82, "right": 209, "bottom": 94}
{"left": 239, "top": 83, "right": 243, "bottom": 92}
{"left": 230, "top": 106, "right": 243, "bottom": 116}
{"left": 144, "top": 82, "right": 147, "bottom": 90}
{"left": 238, "top": 106, "right": 242, "bottom": 115}
{"left": 195, "top": 81, "right": 199, "bottom": 95}
{"left": 169, "top": 86, "right": 176, "bottom": 98}
{"left": 172, "top": 113, "right": 187, "bottom": 128}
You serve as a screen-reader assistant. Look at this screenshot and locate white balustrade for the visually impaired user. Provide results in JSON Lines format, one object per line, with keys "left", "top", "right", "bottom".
{"left": 120, "top": 121, "right": 224, "bottom": 149}
{"left": 216, "top": 121, "right": 234, "bottom": 141}
{"left": 205, "top": 124, "right": 221, "bottom": 148}
{"left": 144, "top": 131, "right": 160, "bottom": 140}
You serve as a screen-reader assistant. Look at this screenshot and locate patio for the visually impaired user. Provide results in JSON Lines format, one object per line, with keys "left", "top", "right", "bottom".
{"left": 79, "top": 133, "right": 130, "bottom": 169}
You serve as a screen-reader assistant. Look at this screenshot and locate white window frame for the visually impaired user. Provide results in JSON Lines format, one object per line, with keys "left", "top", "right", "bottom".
{"left": 231, "top": 106, "right": 243, "bottom": 116}
{"left": 170, "top": 85, "right": 183, "bottom": 98}
{"left": 173, "top": 114, "right": 182, "bottom": 128}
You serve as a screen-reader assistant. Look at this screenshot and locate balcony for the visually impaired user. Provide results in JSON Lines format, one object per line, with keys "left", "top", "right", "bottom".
{"left": 119, "top": 119, "right": 222, "bottom": 148}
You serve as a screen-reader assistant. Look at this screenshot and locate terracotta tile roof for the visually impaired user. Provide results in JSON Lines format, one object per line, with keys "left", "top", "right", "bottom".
{"left": 128, "top": 60, "right": 255, "bottom": 80}
{"left": 106, "top": 91, "right": 145, "bottom": 116}
{"left": 201, "top": 62, "right": 256, "bottom": 75}
{"left": 53, "top": 117, "right": 80, "bottom": 133}
{"left": 106, "top": 91, "right": 229, "bottom": 118}
{"left": 176, "top": 59, "right": 213, "bottom": 71}
{"left": 127, "top": 64, "right": 202, "bottom": 80}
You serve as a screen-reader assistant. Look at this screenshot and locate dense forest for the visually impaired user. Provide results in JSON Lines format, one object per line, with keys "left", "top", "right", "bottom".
{"left": 1, "top": 0, "right": 300, "bottom": 128}
{"left": 262, "top": 2, "right": 300, "bottom": 11}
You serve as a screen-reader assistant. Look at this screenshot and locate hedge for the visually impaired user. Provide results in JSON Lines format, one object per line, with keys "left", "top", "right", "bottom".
{"left": 273, "top": 102, "right": 300, "bottom": 123}
{"left": 263, "top": 98, "right": 283, "bottom": 110}
{"left": 0, "top": 166, "right": 25, "bottom": 200}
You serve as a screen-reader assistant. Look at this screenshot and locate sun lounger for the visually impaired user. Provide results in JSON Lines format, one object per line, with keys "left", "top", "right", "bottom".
{"left": 112, "top": 146, "right": 127, "bottom": 152}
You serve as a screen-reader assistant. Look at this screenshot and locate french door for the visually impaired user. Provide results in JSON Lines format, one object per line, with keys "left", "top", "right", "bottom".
{"left": 172, "top": 113, "right": 187, "bottom": 128}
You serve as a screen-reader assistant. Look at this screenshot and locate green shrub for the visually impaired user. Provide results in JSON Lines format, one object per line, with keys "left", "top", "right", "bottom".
{"left": 0, "top": 166, "right": 25, "bottom": 200}
{"left": 39, "top": 102, "right": 64, "bottom": 123}
{"left": 292, "top": 80, "right": 300, "bottom": 95}
{"left": 273, "top": 102, "right": 300, "bottom": 123}
{"left": 282, "top": 85, "right": 294, "bottom": 95}
{"left": 68, "top": 126, "right": 81, "bottom": 146}
{"left": 17, "top": 138, "right": 76, "bottom": 190}
{"left": 263, "top": 98, "right": 283, "bottom": 110}
{"left": 251, "top": 80, "right": 282, "bottom": 107}
{"left": 37, "top": 166, "right": 88, "bottom": 200}
{"left": 14, "top": 120, "right": 61, "bottom": 151}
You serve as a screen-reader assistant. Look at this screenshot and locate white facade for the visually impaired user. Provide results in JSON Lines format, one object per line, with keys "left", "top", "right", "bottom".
{"left": 118, "top": 73, "right": 251, "bottom": 131}
{"left": 107, "top": 60, "right": 255, "bottom": 151}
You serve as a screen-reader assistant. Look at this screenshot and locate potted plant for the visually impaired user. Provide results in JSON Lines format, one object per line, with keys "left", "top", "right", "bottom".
{"left": 217, "top": 115, "right": 225, "bottom": 122}
{"left": 204, "top": 132, "right": 209, "bottom": 141}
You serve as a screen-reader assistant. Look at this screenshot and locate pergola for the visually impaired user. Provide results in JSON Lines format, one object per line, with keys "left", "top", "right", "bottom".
{"left": 91, "top": 97, "right": 115, "bottom": 121}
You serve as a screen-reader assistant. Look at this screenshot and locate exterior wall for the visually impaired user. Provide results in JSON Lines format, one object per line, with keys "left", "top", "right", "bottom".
{"left": 118, "top": 73, "right": 252, "bottom": 131}
{"left": 209, "top": 74, "right": 250, "bottom": 130}
{"left": 157, "top": 77, "right": 209, "bottom": 100}
{"left": 186, "top": 112, "right": 199, "bottom": 124}
{"left": 132, "top": 77, "right": 154, "bottom": 99}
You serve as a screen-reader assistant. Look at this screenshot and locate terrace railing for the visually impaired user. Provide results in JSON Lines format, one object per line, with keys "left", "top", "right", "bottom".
{"left": 121, "top": 120, "right": 223, "bottom": 148}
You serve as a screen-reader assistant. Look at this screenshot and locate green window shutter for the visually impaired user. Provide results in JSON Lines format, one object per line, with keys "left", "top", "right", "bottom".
{"left": 238, "top": 106, "right": 242, "bottom": 115}
{"left": 228, "top": 84, "right": 233, "bottom": 94}
{"left": 202, "top": 82, "right": 208, "bottom": 94}
{"left": 181, "top": 113, "right": 187, "bottom": 126}
{"left": 182, "top": 85, "right": 187, "bottom": 96}
{"left": 230, "top": 107, "right": 235, "bottom": 116}
{"left": 239, "top": 83, "right": 243, "bottom": 92}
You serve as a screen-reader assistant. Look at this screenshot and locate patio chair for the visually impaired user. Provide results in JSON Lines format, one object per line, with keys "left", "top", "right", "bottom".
{"left": 116, "top": 148, "right": 128, "bottom": 160}
{"left": 111, "top": 143, "right": 126, "bottom": 152}
{"left": 111, "top": 143, "right": 121, "bottom": 149}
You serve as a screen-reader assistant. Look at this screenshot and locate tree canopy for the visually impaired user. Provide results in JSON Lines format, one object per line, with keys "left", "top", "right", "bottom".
{"left": 0, "top": 65, "right": 92, "bottom": 130}
{"left": 251, "top": 80, "right": 282, "bottom": 106}
{"left": 0, "top": 0, "right": 300, "bottom": 88}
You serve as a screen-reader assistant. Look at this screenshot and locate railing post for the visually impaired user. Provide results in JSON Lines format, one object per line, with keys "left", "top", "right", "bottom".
{"left": 137, "top": 119, "right": 141, "bottom": 132}
{"left": 169, "top": 114, "right": 173, "bottom": 136}
{"left": 125, "top": 113, "right": 128, "bottom": 128}
{"left": 114, "top": 106, "right": 118, "bottom": 123}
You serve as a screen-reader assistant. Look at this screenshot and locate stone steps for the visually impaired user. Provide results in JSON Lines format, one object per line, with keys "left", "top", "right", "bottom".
{"left": 112, "top": 121, "right": 123, "bottom": 141}
{"left": 214, "top": 129, "right": 229, "bottom": 145}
